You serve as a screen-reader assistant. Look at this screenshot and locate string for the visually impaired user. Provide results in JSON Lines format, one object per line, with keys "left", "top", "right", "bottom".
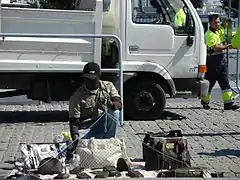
{"left": 17, "top": 108, "right": 221, "bottom": 178}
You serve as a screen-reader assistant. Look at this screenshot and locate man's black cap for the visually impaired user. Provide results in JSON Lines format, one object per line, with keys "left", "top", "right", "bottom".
{"left": 81, "top": 62, "right": 101, "bottom": 80}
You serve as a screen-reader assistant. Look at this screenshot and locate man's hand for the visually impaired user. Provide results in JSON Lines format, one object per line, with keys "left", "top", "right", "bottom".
{"left": 228, "top": 44, "right": 233, "bottom": 49}
{"left": 107, "top": 97, "right": 114, "bottom": 108}
{"left": 107, "top": 97, "right": 122, "bottom": 110}
{"left": 111, "top": 97, "right": 122, "bottom": 110}
{"left": 67, "top": 134, "right": 79, "bottom": 156}
{"left": 69, "top": 117, "right": 80, "bottom": 142}
{"left": 72, "top": 134, "right": 79, "bottom": 149}
{"left": 224, "top": 18, "right": 232, "bottom": 29}
{"left": 72, "top": 134, "right": 79, "bottom": 142}
{"left": 213, "top": 44, "right": 232, "bottom": 51}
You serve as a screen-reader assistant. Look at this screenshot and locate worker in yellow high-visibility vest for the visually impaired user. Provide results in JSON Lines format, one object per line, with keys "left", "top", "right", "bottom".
{"left": 201, "top": 14, "right": 239, "bottom": 110}
{"left": 174, "top": 7, "right": 186, "bottom": 28}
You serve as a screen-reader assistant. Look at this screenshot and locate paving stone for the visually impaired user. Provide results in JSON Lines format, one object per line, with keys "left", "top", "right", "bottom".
{"left": 0, "top": 99, "right": 240, "bottom": 178}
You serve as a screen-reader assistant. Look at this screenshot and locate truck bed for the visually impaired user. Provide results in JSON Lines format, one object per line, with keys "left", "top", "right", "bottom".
{"left": 0, "top": 0, "right": 103, "bottom": 72}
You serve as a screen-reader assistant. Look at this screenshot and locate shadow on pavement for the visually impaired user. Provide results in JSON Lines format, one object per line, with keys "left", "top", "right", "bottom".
{"left": 0, "top": 111, "right": 69, "bottom": 123}
{"left": 0, "top": 110, "right": 186, "bottom": 123}
{"left": 0, "top": 167, "right": 13, "bottom": 171}
{"left": 158, "top": 111, "right": 187, "bottom": 120}
{"left": 165, "top": 107, "right": 222, "bottom": 110}
{"left": 0, "top": 161, "right": 14, "bottom": 171}
{"left": 183, "top": 132, "right": 240, "bottom": 137}
{"left": 126, "top": 110, "right": 187, "bottom": 121}
{"left": 198, "top": 149, "right": 240, "bottom": 157}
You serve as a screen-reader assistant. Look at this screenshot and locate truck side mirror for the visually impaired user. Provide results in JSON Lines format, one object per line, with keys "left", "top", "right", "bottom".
{"left": 185, "top": 9, "right": 194, "bottom": 46}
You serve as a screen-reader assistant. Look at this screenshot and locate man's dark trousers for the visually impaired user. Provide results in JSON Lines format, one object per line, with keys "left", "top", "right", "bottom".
{"left": 205, "top": 53, "right": 230, "bottom": 93}
{"left": 201, "top": 53, "right": 235, "bottom": 105}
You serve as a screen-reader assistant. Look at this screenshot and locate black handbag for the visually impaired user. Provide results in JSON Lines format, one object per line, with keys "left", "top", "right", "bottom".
{"left": 142, "top": 130, "right": 191, "bottom": 170}
{"left": 38, "top": 157, "right": 63, "bottom": 175}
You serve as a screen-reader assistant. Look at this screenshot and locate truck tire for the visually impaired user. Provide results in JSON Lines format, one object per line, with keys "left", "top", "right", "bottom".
{"left": 124, "top": 80, "right": 166, "bottom": 120}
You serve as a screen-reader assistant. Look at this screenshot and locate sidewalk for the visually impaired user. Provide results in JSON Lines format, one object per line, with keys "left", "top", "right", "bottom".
{"left": 0, "top": 99, "right": 240, "bottom": 178}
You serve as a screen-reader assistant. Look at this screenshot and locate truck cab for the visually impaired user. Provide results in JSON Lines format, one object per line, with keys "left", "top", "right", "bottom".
{"left": 0, "top": 0, "right": 208, "bottom": 120}
{"left": 101, "top": 0, "right": 207, "bottom": 119}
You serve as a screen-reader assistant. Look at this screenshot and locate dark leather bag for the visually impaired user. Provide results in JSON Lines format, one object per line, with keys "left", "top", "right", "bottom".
{"left": 38, "top": 157, "right": 63, "bottom": 175}
{"left": 142, "top": 130, "right": 191, "bottom": 170}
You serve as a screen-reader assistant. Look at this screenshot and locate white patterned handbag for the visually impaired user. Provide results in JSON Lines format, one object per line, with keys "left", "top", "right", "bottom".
{"left": 76, "top": 138, "right": 130, "bottom": 169}
{"left": 20, "top": 143, "right": 67, "bottom": 170}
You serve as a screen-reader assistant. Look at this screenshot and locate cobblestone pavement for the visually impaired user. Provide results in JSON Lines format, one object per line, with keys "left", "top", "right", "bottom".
{"left": 0, "top": 99, "right": 240, "bottom": 178}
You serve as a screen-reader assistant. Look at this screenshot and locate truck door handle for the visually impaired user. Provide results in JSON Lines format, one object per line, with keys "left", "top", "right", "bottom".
{"left": 129, "top": 45, "right": 139, "bottom": 52}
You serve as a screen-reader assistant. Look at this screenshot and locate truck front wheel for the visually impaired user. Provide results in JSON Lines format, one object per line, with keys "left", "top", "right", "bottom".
{"left": 124, "top": 80, "right": 166, "bottom": 120}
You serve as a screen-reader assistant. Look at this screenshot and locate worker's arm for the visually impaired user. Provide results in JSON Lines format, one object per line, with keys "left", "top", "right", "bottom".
{"left": 69, "top": 93, "right": 81, "bottom": 140}
{"left": 108, "top": 82, "right": 122, "bottom": 110}
{"left": 206, "top": 32, "right": 231, "bottom": 52}
{"left": 211, "top": 44, "right": 232, "bottom": 51}
{"left": 69, "top": 118, "right": 80, "bottom": 139}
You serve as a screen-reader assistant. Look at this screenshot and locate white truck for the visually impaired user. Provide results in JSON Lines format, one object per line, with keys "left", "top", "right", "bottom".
{"left": 0, "top": 0, "right": 208, "bottom": 119}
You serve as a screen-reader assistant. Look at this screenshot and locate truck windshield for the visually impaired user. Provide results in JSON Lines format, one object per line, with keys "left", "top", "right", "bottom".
{"left": 132, "top": 0, "right": 193, "bottom": 35}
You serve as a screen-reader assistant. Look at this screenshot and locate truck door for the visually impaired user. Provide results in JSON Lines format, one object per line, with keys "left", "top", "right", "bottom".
{"left": 126, "top": 0, "right": 198, "bottom": 79}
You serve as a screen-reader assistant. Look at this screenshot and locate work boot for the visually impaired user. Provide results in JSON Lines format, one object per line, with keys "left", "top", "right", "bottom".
{"left": 224, "top": 103, "right": 240, "bottom": 110}
{"left": 201, "top": 100, "right": 210, "bottom": 110}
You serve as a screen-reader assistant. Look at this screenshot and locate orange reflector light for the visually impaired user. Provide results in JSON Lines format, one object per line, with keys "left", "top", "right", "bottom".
{"left": 198, "top": 65, "right": 207, "bottom": 73}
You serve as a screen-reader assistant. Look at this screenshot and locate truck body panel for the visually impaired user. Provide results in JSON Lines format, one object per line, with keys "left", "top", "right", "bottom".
{"left": 0, "top": 0, "right": 209, "bottom": 119}
{"left": 0, "top": 1, "right": 103, "bottom": 67}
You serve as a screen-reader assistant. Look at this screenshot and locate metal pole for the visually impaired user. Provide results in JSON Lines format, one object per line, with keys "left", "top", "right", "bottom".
{"left": 0, "top": 0, "right": 2, "bottom": 33}
{"left": 0, "top": 33, "right": 124, "bottom": 125}
{"left": 236, "top": 0, "right": 240, "bottom": 93}
{"left": 226, "top": 0, "right": 231, "bottom": 65}
{"left": 228, "top": 0, "right": 232, "bottom": 17}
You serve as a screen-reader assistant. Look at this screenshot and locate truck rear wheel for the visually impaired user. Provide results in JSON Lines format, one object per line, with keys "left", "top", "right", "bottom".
{"left": 124, "top": 80, "right": 166, "bottom": 120}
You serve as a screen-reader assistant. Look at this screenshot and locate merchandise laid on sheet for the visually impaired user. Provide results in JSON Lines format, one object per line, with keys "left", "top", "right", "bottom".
{"left": 6, "top": 130, "right": 224, "bottom": 179}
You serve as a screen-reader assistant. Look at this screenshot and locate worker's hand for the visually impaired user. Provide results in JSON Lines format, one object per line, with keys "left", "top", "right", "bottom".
{"left": 111, "top": 97, "right": 122, "bottom": 110}
{"left": 107, "top": 97, "right": 114, "bottom": 108}
{"left": 227, "top": 44, "right": 232, "bottom": 49}
{"left": 107, "top": 97, "right": 122, "bottom": 110}
{"left": 71, "top": 134, "right": 79, "bottom": 152}
{"left": 66, "top": 134, "right": 79, "bottom": 158}
{"left": 224, "top": 18, "right": 232, "bottom": 28}
{"left": 72, "top": 134, "right": 79, "bottom": 141}
{"left": 226, "top": 18, "right": 232, "bottom": 22}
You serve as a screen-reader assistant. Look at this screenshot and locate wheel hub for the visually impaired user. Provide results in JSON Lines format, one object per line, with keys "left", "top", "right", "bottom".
{"left": 134, "top": 90, "right": 155, "bottom": 112}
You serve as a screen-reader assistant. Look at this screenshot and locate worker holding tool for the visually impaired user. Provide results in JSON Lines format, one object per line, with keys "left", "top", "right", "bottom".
{"left": 219, "top": 18, "right": 232, "bottom": 43}
{"left": 201, "top": 14, "right": 239, "bottom": 110}
{"left": 67, "top": 62, "right": 122, "bottom": 159}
